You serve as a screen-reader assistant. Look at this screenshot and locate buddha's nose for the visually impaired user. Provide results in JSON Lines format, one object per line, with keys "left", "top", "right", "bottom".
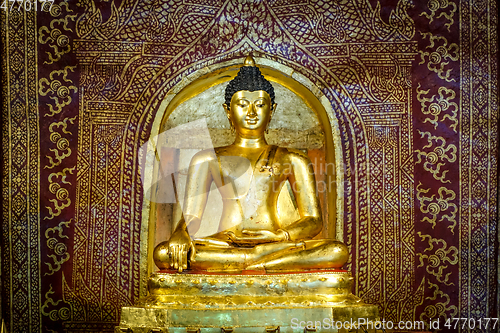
{"left": 247, "top": 103, "right": 257, "bottom": 117}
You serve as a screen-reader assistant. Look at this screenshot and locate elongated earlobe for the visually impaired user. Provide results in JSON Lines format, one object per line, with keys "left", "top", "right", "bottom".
{"left": 266, "top": 104, "right": 277, "bottom": 135}
{"left": 223, "top": 103, "right": 230, "bottom": 120}
{"left": 269, "top": 103, "right": 277, "bottom": 122}
{"left": 223, "top": 103, "right": 235, "bottom": 134}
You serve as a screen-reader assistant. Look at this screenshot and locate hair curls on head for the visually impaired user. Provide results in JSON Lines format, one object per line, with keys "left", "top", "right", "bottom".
{"left": 224, "top": 63, "right": 275, "bottom": 107}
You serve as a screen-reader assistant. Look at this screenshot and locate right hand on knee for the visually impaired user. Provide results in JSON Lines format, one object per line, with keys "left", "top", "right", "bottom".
{"left": 168, "top": 228, "right": 196, "bottom": 272}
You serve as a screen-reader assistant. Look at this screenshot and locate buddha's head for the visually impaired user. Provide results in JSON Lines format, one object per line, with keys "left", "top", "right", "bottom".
{"left": 223, "top": 56, "right": 277, "bottom": 137}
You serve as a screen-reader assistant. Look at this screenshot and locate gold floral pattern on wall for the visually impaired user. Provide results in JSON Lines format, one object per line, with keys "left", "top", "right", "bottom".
{"left": 1, "top": 0, "right": 498, "bottom": 332}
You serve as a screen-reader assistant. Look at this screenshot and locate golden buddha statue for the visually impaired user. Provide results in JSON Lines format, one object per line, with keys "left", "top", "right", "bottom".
{"left": 153, "top": 56, "right": 349, "bottom": 273}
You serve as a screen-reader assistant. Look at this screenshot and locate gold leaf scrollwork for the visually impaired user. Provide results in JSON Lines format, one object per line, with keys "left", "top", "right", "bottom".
{"left": 420, "top": 0, "right": 457, "bottom": 31}
{"left": 45, "top": 219, "right": 72, "bottom": 276}
{"left": 47, "top": 0, "right": 73, "bottom": 18}
{"left": 419, "top": 280, "right": 458, "bottom": 322}
{"left": 38, "top": 14, "right": 77, "bottom": 64}
{"left": 45, "top": 167, "right": 75, "bottom": 220}
{"left": 416, "top": 131, "right": 457, "bottom": 183}
{"left": 39, "top": 66, "right": 78, "bottom": 117}
{"left": 369, "top": 57, "right": 411, "bottom": 102}
{"left": 41, "top": 285, "right": 71, "bottom": 321}
{"left": 419, "top": 33, "right": 458, "bottom": 82}
{"left": 45, "top": 116, "right": 77, "bottom": 169}
{"left": 417, "top": 182, "right": 457, "bottom": 233}
{"left": 372, "top": 0, "right": 415, "bottom": 41}
{"left": 76, "top": 0, "right": 121, "bottom": 40}
{"left": 416, "top": 83, "right": 458, "bottom": 132}
{"left": 417, "top": 233, "right": 458, "bottom": 285}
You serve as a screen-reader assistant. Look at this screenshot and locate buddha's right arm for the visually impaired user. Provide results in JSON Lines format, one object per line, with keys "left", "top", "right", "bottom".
{"left": 167, "top": 150, "right": 215, "bottom": 271}
{"left": 177, "top": 150, "right": 215, "bottom": 235}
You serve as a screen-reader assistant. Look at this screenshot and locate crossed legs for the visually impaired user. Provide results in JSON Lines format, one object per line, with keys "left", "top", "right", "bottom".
{"left": 154, "top": 239, "right": 349, "bottom": 272}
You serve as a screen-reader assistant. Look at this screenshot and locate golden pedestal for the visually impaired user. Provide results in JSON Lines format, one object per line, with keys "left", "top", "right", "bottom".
{"left": 116, "top": 270, "right": 379, "bottom": 333}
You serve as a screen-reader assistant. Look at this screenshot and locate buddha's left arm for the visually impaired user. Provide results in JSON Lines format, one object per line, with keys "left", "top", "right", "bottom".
{"left": 284, "top": 150, "right": 323, "bottom": 241}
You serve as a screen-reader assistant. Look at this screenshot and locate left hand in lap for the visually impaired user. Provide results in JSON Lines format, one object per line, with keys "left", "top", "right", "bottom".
{"left": 225, "top": 229, "right": 288, "bottom": 246}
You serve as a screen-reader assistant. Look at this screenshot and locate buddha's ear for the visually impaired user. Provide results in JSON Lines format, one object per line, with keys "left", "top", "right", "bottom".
{"left": 223, "top": 103, "right": 232, "bottom": 122}
{"left": 270, "top": 103, "right": 277, "bottom": 120}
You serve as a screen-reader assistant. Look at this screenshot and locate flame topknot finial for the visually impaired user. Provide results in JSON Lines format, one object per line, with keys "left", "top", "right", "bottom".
{"left": 243, "top": 55, "right": 256, "bottom": 67}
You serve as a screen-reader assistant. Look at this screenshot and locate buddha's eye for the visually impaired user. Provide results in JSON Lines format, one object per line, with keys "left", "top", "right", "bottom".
{"left": 257, "top": 104, "right": 264, "bottom": 108}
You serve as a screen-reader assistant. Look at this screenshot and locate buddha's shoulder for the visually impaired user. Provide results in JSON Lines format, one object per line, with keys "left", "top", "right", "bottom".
{"left": 213, "top": 145, "right": 234, "bottom": 156}
{"left": 276, "top": 147, "right": 311, "bottom": 165}
{"left": 192, "top": 146, "right": 236, "bottom": 161}
{"left": 190, "top": 148, "right": 218, "bottom": 163}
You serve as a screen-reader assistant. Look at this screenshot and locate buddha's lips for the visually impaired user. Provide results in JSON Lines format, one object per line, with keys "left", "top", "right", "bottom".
{"left": 245, "top": 117, "right": 258, "bottom": 124}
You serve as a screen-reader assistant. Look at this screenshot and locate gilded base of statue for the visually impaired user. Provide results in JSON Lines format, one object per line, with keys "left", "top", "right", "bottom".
{"left": 116, "top": 270, "right": 379, "bottom": 333}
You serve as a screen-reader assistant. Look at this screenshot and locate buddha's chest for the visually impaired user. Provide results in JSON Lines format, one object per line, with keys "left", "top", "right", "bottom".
{"left": 213, "top": 154, "right": 286, "bottom": 198}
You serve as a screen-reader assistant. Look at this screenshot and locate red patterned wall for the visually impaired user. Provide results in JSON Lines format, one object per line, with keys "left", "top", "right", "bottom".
{"left": 1, "top": 0, "right": 498, "bottom": 332}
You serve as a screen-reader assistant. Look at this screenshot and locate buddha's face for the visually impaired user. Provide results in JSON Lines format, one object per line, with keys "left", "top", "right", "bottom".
{"left": 224, "top": 90, "right": 277, "bottom": 137}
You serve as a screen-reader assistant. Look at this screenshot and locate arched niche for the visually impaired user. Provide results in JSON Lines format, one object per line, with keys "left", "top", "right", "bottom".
{"left": 141, "top": 57, "right": 345, "bottom": 278}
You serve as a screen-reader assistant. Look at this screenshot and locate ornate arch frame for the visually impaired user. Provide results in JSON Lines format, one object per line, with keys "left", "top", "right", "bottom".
{"left": 139, "top": 56, "right": 363, "bottom": 291}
